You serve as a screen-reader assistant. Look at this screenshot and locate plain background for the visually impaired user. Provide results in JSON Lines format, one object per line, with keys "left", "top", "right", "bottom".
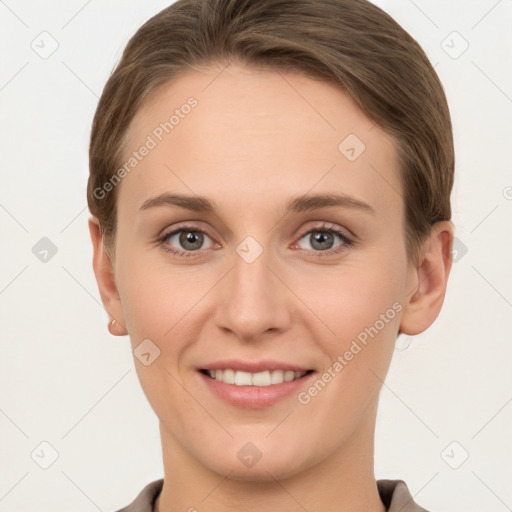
{"left": 1, "top": 1, "right": 511, "bottom": 511}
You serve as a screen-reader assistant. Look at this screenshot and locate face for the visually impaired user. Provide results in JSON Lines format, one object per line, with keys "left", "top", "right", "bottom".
{"left": 106, "top": 63, "right": 417, "bottom": 480}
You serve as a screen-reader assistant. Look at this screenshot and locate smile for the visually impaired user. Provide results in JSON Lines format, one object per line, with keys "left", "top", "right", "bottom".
{"left": 200, "top": 368, "right": 313, "bottom": 386}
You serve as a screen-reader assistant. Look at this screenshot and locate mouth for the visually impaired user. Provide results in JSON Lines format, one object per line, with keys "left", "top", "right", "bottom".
{"left": 198, "top": 367, "right": 317, "bottom": 408}
{"left": 199, "top": 368, "right": 315, "bottom": 386}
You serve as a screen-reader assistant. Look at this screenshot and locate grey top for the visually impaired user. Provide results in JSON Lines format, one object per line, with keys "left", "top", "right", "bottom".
{"left": 115, "top": 478, "right": 430, "bottom": 511}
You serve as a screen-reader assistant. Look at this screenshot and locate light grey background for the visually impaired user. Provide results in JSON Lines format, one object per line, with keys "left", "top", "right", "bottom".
{"left": 1, "top": 1, "right": 511, "bottom": 511}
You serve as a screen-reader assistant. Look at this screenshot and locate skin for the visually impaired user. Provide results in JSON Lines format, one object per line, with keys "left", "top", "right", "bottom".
{"left": 89, "top": 62, "right": 453, "bottom": 512}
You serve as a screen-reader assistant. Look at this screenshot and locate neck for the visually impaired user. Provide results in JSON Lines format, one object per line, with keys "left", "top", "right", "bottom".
{"left": 155, "top": 401, "right": 386, "bottom": 512}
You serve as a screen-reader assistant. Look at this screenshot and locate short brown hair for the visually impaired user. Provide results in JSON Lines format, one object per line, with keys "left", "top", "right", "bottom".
{"left": 88, "top": 0, "right": 454, "bottom": 263}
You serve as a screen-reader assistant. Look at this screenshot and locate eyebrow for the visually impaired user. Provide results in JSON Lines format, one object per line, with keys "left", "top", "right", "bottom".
{"left": 138, "top": 192, "right": 375, "bottom": 216}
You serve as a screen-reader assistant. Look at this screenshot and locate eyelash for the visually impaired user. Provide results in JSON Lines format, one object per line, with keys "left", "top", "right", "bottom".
{"left": 155, "top": 222, "right": 354, "bottom": 259}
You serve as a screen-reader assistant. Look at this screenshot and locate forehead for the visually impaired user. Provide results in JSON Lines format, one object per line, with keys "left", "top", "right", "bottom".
{"left": 118, "top": 63, "right": 401, "bottom": 219}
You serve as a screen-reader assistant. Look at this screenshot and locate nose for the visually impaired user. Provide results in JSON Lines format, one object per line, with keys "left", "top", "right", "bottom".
{"left": 214, "top": 239, "right": 292, "bottom": 342}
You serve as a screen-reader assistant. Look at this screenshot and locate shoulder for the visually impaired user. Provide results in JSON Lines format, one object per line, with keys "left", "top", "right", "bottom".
{"left": 377, "top": 479, "right": 431, "bottom": 512}
{"left": 113, "top": 479, "right": 164, "bottom": 512}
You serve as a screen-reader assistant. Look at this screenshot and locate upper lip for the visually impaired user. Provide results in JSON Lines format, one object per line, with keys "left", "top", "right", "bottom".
{"left": 199, "top": 359, "right": 314, "bottom": 373}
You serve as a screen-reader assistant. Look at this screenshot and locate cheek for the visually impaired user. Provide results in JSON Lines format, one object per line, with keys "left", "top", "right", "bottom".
{"left": 295, "top": 256, "right": 405, "bottom": 422}
{"left": 115, "top": 243, "right": 197, "bottom": 339}
{"left": 116, "top": 258, "right": 202, "bottom": 424}
{"left": 302, "top": 256, "right": 405, "bottom": 350}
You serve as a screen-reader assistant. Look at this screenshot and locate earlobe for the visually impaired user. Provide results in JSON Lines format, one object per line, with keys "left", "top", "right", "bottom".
{"left": 88, "top": 217, "right": 128, "bottom": 336}
{"left": 107, "top": 318, "right": 127, "bottom": 336}
{"left": 399, "top": 221, "right": 454, "bottom": 336}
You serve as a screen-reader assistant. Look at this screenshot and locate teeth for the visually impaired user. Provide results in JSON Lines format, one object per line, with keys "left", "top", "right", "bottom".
{"left": 235, "top": 370, "right": 253, "bottom": 386}
{"left": 206, "top": 369, "right": 307, "bottom": 386}
{"left": 222, "top": 369, "right": 235, "bottom": 384}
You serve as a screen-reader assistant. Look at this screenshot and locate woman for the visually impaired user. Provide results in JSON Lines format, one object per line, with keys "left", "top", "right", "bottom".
{"left": 87, "top": 0, "right": 454, "bottom": 510}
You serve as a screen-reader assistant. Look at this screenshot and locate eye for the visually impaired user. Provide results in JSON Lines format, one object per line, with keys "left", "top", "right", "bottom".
{"left": 156, "top": 222, "right": 354, "bottom": 259}
{"left": 157, "top": 225, "right": 216, "bottom": 258}
{"left": 293, "top": 223, "right": 353, "bottom": 256}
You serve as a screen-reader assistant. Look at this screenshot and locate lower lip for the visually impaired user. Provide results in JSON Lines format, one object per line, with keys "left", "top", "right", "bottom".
{"left": 198, "top": 370, "right": 316, "bottom": 409}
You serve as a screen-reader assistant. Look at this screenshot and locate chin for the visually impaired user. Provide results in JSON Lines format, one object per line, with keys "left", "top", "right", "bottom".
{"left": 210, "top": 460, "right": 302, "bottom": 482}
{"left": 201, "top": 444, "right": 314, "bottom": 482}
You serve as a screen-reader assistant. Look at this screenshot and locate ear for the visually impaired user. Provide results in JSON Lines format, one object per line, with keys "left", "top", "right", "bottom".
{"left": 399, "top": 221, "right": 454, "bottom": 336}
{"left": 88, "top": 216, "right": 127, "bottom": 336}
